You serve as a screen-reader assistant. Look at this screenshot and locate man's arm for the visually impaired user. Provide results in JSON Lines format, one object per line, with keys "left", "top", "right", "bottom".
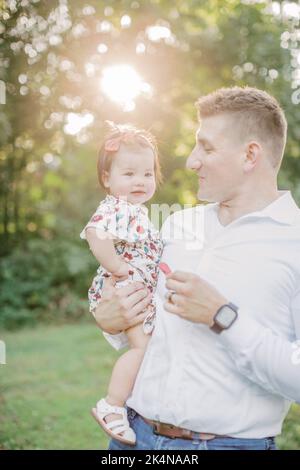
{"left": 219, "top": 288, "right": 300, "bottom": 403}
{"left": 165, "top": 271, "right": 300, "bottom": 403}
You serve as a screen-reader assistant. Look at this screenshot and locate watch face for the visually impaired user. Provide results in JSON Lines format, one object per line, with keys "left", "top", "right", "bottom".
{"left": 215, "top": 305, "right": 237, "bottom": 328}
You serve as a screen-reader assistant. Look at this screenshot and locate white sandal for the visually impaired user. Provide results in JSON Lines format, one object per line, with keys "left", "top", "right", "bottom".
{"left": 91, "top": 398, "right": 136, "bottom": 446}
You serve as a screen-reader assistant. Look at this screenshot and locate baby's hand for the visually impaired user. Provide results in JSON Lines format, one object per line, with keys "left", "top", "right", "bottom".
{"left": 111, "top": 259, "right": 131, "bottom": 280}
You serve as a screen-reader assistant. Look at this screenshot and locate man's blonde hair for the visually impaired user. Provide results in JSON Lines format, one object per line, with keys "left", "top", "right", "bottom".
{"left": 195, "top": 86, "right": 287, "bottom": 169}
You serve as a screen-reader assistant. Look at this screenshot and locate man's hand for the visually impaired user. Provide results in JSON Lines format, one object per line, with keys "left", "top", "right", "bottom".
{"left": 164, "top": 271, "right": 228, "bottom": 326}
{"left": 93, "top": 276, "right": 152, "bottom": 334}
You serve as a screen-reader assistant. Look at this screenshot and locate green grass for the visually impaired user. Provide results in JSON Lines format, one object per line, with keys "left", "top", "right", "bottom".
{"left": 0, "top": 323, "right": 299, "bottom": 450}
{"left": 0, "top": 323, "right": 118, "bottom": 449}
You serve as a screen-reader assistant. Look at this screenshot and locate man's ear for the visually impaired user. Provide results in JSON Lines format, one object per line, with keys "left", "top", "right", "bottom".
{"left": 244, "top": 141, "right": 261, "bottom": 172}
{"left": 102, "top": 170, "right": 110, "bottom": 189}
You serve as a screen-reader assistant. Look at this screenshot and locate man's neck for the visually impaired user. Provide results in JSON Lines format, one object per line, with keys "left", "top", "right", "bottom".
{"left": 217, "top": 185, "right": 281, "bottom": 227}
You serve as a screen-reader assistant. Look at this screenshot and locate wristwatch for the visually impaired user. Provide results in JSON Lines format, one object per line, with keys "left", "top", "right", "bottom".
{"left": 210, "top": 302, "right": 239, "bottom": 334}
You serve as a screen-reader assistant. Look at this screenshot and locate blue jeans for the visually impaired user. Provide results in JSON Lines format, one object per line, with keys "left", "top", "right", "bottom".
{"left": 108, "top": 408, "right": 277, "bottom": 451}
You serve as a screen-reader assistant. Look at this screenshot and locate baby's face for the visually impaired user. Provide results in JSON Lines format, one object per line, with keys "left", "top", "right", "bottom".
{"left": 103, "top": 144, "right": 156, "bottom": 205}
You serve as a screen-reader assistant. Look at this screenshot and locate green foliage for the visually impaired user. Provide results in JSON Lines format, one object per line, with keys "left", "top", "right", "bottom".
{"left": 0, "top": 237, "right": 96, "bottom": 329}
{"left": 1, "top": 2, "right": 299, "bottom": 451}
{"left": 1, "top": 0, "right": 300, "bottom": 255}
{"left": 1, "top": 1, "right": 300, "bottom": 327}
{"left": 0, "top": 323, "right": 119, "bottom": 450}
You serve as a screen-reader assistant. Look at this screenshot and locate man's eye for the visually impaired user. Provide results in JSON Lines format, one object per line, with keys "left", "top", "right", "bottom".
{"left": 198, "top": 141, "right": 213, "bottom": 153}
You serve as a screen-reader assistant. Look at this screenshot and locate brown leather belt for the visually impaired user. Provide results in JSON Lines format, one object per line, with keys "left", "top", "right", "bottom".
{"left": 141, "top": 415, "right": 218, "bottom": 441}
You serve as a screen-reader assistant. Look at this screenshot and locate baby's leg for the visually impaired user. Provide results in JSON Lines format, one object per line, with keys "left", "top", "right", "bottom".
{"left": 107, "top": 324, "right": 149, "bottom": 406}
{"left": 104, "top": 324, "right": 149, "bottom": 426}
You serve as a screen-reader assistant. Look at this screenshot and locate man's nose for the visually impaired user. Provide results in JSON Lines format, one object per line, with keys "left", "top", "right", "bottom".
{"left": 186, "top": 149, "right": 202, "bottom": 171}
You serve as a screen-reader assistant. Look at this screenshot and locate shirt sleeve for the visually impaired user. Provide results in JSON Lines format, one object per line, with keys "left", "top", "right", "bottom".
{"left": 102, "top": 331, "right": 129, "bottom": 351}
{"left": 80, "top": 201, "right": 126, "bottom": 241}
{"left": 219, "top": 288, "right": 300, "bottom": 403}
{"left": 80, "top": 200, "right": 152, "bottom": 243}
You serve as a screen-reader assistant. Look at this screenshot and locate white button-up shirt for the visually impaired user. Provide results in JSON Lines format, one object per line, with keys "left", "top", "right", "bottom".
{"left": 105, "top": 191, "right": 300, "bottom": 438}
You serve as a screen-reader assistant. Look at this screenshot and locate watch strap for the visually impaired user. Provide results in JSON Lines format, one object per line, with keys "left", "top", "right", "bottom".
{"left": 210, "top": 322, "right": 224, "bottom": 334}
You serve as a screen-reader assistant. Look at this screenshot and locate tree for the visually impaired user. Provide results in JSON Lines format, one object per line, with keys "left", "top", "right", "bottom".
{"left": 1, "top": 0, "right": 299, "bottom": 257}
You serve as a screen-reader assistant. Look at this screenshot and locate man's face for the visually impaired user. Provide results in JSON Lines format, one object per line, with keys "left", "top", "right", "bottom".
{"left": 186, "top": 113, "right": 246, "bottom": 203}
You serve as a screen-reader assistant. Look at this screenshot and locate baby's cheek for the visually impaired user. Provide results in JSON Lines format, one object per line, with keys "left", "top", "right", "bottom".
{"left": 118, "top": 179, "right": 132, "bottom": 194}
{"left": 147, "top": 179, "right": 156, "bottom": 196}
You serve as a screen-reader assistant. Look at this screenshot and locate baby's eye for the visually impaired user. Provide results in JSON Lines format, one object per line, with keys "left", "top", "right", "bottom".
{"left": 124, "top": 172, "right": 134, "bottom": 176}
{"left": 145, "top": 172, "right": 154, "bottom": 177}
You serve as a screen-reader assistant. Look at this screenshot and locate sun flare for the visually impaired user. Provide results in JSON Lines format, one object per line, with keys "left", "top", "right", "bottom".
{"left": 100, "top": 64, "right": 152, "bottom": 111}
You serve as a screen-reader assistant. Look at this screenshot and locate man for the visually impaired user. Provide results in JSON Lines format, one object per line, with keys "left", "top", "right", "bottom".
{"left": 94, "top": 87, "right": 300, "bottom": 450}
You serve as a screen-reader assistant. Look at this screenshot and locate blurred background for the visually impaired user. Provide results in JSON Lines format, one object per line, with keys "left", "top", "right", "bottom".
{"left": 0, "top": 0, "right": 300, "bottom": 450}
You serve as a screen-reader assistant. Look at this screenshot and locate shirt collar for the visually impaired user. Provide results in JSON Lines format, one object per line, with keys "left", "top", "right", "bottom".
{"left": 211, "top": 190, "right": 300, "bottom": 226}
{"left": 253, "top": 190, "right": 299, "bottom": 225}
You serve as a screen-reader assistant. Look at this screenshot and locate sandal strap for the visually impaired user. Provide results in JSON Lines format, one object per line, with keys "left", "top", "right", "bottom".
{"left": 106, "top": 420, "right": 129, "bottom": 434}
{"left": 96, "top": 399, "right": 126, "bottom": 417}
{"left": 106, "top": 418, "right": 128, "bottom": 429}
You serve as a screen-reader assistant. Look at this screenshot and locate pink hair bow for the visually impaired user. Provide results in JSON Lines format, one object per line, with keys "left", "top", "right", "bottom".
{"left": 104, "top": 132, "right": 135, "bottom": 152}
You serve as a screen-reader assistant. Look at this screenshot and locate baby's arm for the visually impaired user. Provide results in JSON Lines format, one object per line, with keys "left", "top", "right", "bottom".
{"left": 85, "top": 227, "right": 129, "bottom": 278}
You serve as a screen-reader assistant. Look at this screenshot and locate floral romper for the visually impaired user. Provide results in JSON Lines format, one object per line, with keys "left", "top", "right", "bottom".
{"left": 80, "top": 195, "right": 164, "bottom": 334}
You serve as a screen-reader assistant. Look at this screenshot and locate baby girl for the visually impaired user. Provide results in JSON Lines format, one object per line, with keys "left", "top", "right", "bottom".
{"left": 80, "top": 121, "right": 164, "bottom": 445}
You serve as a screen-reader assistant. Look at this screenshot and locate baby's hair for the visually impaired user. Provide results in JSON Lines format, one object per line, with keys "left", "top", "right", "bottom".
{"left": 97, "top": 121, "right": 162, "bottom": 189}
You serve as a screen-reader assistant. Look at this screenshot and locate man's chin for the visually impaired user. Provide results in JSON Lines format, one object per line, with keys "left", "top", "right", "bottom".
{"left": 197, "top": 188, "right": 215, "bottom": 203}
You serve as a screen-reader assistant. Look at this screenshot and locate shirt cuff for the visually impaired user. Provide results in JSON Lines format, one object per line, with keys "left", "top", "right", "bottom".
{"left": 102, "top": 331, "right": 129, "bottom": 351}
{"left": 218, "top": 309, "right": 266, "bottom": 353}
